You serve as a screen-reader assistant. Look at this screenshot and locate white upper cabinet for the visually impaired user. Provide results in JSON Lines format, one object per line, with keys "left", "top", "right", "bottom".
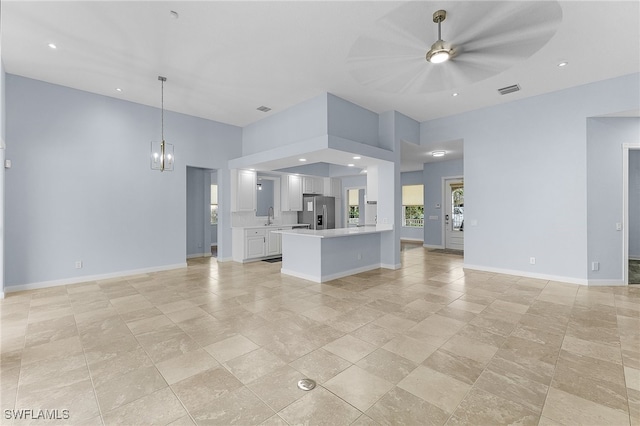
{"left": 323, "top": 177, "right": 342, "bottom": 198}
{"left": 303, "top": 176, "right": 324, "bottom": 194}
{"left": 231, "top": 169, "right": 257, "bottom": 212}
{"left": 281, "top": 174, "right": 302, "bottom": 211}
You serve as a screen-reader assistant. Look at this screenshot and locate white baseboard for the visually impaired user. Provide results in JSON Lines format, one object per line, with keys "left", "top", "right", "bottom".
{"left": 4, "top": 263, "right": 187, "bottom": 294}
{"left": 423, "top": 244, "right": 444, "bottom": 249}
{"left": 211, "top": 243, "right": 218, "bottom": 247}
{"left": 401, "top": 238, "right": 423, "bottom": 243}
{"left": 187, "top": 253, "right": 212, "bottom": 259}
{"left": 281, "top": 263, "right": 386, "bottom": 283}
{"left": 463, "top": 263, "right": 589, "bottom": 286}
{"left": 380, "top": 263, "right": 402, "bottom": 270}
{"left": 216, "top": 256, "right": 233, "bottom": 262}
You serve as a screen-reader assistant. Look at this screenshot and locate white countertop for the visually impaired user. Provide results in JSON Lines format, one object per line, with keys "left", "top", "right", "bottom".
{"left": 232, "top": 224, "right": 310, "bottom": 230}
{"left": 273, "top": 224, "right": 393, "bottom": 238}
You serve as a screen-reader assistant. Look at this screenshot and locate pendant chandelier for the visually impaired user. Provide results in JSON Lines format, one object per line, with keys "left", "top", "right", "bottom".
{"left": 151, "top": 76, "right": 174, "bottom": 172}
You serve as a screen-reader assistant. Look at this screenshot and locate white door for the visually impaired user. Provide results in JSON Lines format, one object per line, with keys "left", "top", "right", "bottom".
{"left": 445, "top": 179, "right": 464, "bottom": 251}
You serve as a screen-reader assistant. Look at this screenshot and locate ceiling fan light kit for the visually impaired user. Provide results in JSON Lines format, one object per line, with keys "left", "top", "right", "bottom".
{"left": 426, "top": 9, "right": 452, "bottom": 64}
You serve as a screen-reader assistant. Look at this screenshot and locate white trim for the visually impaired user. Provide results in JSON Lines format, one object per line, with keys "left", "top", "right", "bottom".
{"left": 1, "top": 292, "right": 4, "bottom": 299}
{"left": 186, "top": 253, "right": 212, "bottom": 259}
{"left": 587, "top": 279, "right": 627, "bottom": 287}
{"left": 281, "top": 263, "right": 388, "bottom": 283}
{"left": 629, "top": 256, "right": 640, "bottom": 261}
{"left": 400, "top": 238, "right": 423, "bottom": 243}
{"left": 380, "top": 262, "right": 401, "bottom": 270}
{"left": 3, "top": 263, "right": 187, "bottom": 294}
{"left": 423, "top": 243, "right": 444, "bottom": 249}
{"left": 463, "top": 263, "right": 588, "bottom": 286}
{"left": 623, "top": 143, "right": 640, "bottom": 285}
{"left": 210, "top": 243, "right": 218, "bottom": 247}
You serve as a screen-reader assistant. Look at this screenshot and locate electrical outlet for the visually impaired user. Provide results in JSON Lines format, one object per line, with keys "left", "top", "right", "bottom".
{"left": 529, "top": 257, "right": 536, "bottom": 265}
{"left": 592, "top": 262, "right": 600, "bottom": 271}
{"left": 357, "top": 253, "right": 362, "bottom": 260}
{"left": 75, "top": 261, "right": 83, "bottom": 269}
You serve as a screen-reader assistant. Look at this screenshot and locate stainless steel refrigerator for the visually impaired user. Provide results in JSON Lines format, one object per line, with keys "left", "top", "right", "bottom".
{"left": 298, "top": 195, "right": 336, "bottom": 230}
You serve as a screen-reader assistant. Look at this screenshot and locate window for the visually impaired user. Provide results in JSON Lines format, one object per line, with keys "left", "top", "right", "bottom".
{"left": 347, "top": 189, "right": 360, "bottom": 226}
{"left": 402, "top": 184, "right": 424, "bottom": 227}
{"left": 451, "top": 186, "right": 464, "bottom": 230}
{"left": 210, "top": 184, "right": 218, "bottom": 225}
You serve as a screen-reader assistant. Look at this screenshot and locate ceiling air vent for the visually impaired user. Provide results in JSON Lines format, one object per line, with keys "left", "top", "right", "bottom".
{"left": 497, "top": 84, "right": 520, "bottom": 95}
{"left": 256, "top": 106, "right": 272, "bottom": 112}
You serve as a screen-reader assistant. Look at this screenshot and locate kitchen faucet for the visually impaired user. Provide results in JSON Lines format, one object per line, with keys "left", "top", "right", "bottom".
{"left": 267, "top": 206, "right": 274, "bottom": 225}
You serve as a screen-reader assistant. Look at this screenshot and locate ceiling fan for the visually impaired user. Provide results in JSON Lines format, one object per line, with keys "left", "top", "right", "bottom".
{"left": 347, "top": 1, "right": 563, "bottom": 94}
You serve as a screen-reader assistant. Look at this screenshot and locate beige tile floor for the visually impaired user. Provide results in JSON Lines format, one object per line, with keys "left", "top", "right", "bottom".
{"left": 1, "top": 243, "right": 639, "bottom": 425}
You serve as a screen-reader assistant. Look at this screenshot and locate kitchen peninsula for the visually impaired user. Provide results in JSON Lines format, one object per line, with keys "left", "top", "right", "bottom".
{"left": 273, "top": 225, "right": 394, "bottom": 282}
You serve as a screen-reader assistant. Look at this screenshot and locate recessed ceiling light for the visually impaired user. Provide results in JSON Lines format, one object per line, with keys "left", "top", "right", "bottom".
{"left": 347, "top": 163, "right": 355, "bottom": 167}
{"left": 362, "top": 170, "right": 368, "bottom": 174}
{"left": 353, "top": 156, "right": 361, "bottom": 160}
{"left": 249, "top": 168, "right": 255, "bottom": 171}
{"left": 48, "top": 43, "right": 57, "bottom": 49}
{"left": 170, "top": 10, "right": 179, "bottom": 19}
{"left": 432, "top": 151, "right": 446, "bottom": 157}
{"left": 115, "top": 88, "right": 122, "bottom": 92}
{"left": 452, "top": 93, "right": 459, "bottom": 97}
{"left": 558, "top": 61, "right": 568, "bottom": 67}
{"left": 299, "top": 158, "right": 307, "bottom": 162}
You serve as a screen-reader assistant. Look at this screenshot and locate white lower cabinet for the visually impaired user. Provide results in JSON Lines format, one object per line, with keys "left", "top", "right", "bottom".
{"left": 245, "top": 229, "right": 266, "bottom": 259}
{"left": 232, "top": 226, "right": 292, "bottom": 262}
{"left": 267, "top": 229, "right": 282, "bottom": 256}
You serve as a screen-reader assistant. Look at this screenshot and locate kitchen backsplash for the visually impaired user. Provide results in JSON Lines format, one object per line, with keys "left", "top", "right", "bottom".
{"left": 231, "top": 211, "right": 298, "bottom": 227}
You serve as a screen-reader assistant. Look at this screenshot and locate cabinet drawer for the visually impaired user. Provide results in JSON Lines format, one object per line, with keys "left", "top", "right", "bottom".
{"left": 245, "top": 229, "right": 266, "bottom": 237}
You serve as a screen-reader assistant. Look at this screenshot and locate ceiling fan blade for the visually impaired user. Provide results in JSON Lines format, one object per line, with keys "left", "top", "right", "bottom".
{"left": 346, "top": 1, "right": 562, "bottom": 94}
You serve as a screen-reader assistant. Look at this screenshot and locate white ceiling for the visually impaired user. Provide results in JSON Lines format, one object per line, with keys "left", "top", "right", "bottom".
{"left": 2, "top": 1, "right": 639, "bottom": 173}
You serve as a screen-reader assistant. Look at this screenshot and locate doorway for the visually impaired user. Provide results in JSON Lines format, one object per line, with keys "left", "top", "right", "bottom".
{"left": 627, "top": 148, "right": 640, "bottom": 284}
{"left": 444, "top": 178, "right": 464, "bottom": 251}
{"left": 186, "top": 166, "right": 217, "bottom": 260}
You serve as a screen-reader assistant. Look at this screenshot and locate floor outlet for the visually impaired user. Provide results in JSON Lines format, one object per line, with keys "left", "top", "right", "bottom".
{"left": 529, "top": 257, "right": 536, "bottom": 265}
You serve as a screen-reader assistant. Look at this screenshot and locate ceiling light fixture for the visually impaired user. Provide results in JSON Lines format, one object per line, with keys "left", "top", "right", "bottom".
{"left": 432, "top": 151, "right": 446, "bottom": 157}
{"left": 347, "top": 164, "right": 355, "bottom": 167}
{"left": 353, "top": 156, "right": 361, "bottom": 160}
{"left": 558, "top": 61, "right": 568, "bottom": 67}
{"left": 426, "top": 10, "right": 452, "bottom": 64}
{"left": 150, "top": 76, "right": 174, "bottom": 172}
{"left": 299, "top": 158, "right": 307, "bottom": 162}
{"left": 115, "top": 88, "right": 122, "bottom": 92}
{"left": 48, "top": 43, "right": 57, "bottom": 49}
{"left": 452, "top": 92, "right": 459, "bottom": 97}
{"left": 170, "top": 10, "right": 179, "bottom": 19}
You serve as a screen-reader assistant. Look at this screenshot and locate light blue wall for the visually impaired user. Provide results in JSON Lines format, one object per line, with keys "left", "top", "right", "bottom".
{"left": 422, "top": 160, "right": 464, "bottom": 247}
{"left": 186, "top": 167, "right": 212, "bottom": 257}
{"left": 422, "top": 73, "right": 640, "bottom": 282}
{"left": 1, "top": 61, "right": 6, "bottom": 293}
{"left": 242, "top": 93, "right": 328, "bottom": 156}
{"left": 400, "top": 171, "right": 424, "bottom": 241}
{"left": 630, "top": 150, "right": 640, "bottom": 259}
{"left": 256, "top": 179, "right": 274, "bottom": 216}
{"left": 586, "top": 117, "right": 640, "bottom": 280}
{"left": 327, "top": 94, "right": 379, "bottom": 147}
{"left": 5, "top": 75, "right": 241, "bottom": 287}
